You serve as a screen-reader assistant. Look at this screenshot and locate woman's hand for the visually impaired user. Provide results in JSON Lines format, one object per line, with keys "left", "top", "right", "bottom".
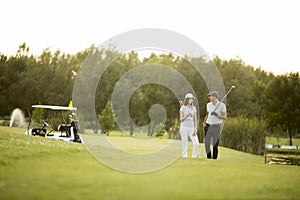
{"left": 193, "top": 128, "right": 197, "bottom": 136}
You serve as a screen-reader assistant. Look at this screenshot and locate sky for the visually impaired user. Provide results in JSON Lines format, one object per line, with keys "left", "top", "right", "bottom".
{"left": 1, "top": 0, "right": 299, "bottom": 75}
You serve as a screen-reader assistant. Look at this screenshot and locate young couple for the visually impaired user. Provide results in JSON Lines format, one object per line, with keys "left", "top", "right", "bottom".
{"left": 179, "top": 91, "right": 227, "bottom": 159}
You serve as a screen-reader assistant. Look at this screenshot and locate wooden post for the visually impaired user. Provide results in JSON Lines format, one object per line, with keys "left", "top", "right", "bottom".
{"left": 264, "top": 151, "right": 267, "bottom": 164}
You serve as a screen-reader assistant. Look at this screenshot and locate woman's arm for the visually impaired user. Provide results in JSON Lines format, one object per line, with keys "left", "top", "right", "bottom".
{"left": 193, "top": 112, "right": 198, "bottom": 136}
{"left": 179, "top": 110, "right": 186, "bottom": 122}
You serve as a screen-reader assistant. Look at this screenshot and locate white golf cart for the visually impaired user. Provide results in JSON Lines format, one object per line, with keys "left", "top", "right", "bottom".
{"left": 25, "top": 105, "right": 83, "bottom": 143}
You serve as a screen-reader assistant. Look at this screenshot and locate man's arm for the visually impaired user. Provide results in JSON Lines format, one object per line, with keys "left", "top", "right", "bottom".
{"left": 217, "top": 112, "right": 227, "bottom": 120}
{"left": 202, "top": 112, "right": 208, "bottom": 127}
{"left": 218, "top": 104, "right": 227, "bottom": 120}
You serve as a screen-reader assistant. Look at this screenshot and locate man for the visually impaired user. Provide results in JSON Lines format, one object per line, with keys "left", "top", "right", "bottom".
{"left": 202, "top": 91, "right": 227, "bottom": 159}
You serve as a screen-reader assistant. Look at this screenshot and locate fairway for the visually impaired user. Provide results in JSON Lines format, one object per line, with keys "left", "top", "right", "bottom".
{"left": 266, "top": 136, "right": 300, "bottom": 146}
{"left": 0, "top": 126, "right": 299, "bottom": 200}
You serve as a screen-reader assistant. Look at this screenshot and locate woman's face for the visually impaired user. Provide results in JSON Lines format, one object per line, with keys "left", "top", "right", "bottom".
{"left": 188, "top": 98, "right": 194, "bottom": 105}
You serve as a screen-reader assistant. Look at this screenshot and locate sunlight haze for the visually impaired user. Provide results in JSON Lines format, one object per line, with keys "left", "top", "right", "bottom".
{"left": 1, "top": 0, "right": 299, "bottom": 75}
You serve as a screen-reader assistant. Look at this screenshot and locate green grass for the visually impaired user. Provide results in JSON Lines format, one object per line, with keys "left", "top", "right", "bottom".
{"left": 266, "top": 136, "right": 300, "bottom": 146}
{"left": 0, "top": 126, "right": 300, "bottom": 200}
{"left": 266, "top": 148, "right": 300, "bottom": 155}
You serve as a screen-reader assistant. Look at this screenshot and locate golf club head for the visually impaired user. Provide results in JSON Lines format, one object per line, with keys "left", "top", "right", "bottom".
{"left": 220, "top": 85, "right": 236, "bottom": 103}
{"left": 179, "top": 101, "right": 183, "bottom": 106}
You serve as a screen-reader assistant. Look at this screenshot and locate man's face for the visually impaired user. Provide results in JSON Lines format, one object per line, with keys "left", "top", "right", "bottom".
{"left": 208, "top": 95, "right": 217, "bottom": 102}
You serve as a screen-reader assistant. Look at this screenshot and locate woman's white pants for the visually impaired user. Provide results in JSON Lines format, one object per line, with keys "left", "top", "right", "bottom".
{"left": 180, "top": 126, "right": 199, "bottom": 158}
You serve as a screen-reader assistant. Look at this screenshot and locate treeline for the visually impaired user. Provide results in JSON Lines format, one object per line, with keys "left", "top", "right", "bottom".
{"left": 1, "top": 43, "right": 299, "bottom": 152}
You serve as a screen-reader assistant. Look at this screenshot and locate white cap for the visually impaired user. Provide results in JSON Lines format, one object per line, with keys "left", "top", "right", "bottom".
{"left": 185, "top": 93, "right": 195, "bottom": 99}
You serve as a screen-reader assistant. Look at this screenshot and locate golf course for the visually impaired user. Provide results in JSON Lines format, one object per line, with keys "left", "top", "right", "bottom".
{"left": 0, "top": 126, "right": 299, "bottom": 200}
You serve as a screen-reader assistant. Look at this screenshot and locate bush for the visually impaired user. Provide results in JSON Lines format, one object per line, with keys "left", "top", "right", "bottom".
{"left": 32, "top": 108, "right": 72, "bottom": 130}
{"left": 152, "top": 124, "right": 166, "bottom": 137}
{"left": 98, "top": 101, "right": 115, "bottom": 135}
{"left": 221, "top": 117, "right": 267, "bottom": 155}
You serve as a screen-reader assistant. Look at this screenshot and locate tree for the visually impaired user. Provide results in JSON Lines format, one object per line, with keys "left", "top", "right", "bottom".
{"left": 2, "top": 42, "right": 299, "bottom": 156}
{"left": 264, "top": 72, "right": 300, "bottom": 145}
{"left": 98, "top": 101, "right": 115, "bottom": 135}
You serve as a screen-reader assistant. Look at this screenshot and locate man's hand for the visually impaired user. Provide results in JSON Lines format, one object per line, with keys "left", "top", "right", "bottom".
{"left": 211, "top": 111, "right": 218, "bottom": 116}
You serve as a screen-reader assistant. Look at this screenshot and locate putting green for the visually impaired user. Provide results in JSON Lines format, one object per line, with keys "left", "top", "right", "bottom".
{"left": 0, "top": 126, "right": 299, "bottom": 200}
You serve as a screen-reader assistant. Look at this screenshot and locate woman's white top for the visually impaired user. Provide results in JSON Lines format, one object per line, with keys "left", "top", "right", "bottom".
{"left": 180, "top": 105, "right": 196, "bottom": 128}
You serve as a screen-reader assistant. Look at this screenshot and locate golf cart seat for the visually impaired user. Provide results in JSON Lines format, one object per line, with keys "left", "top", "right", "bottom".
{"left": 31, "top": 128, "right": 47, "bottom": 136}
{"left": 58, "top": 124, "right": 71, "bottom": 137}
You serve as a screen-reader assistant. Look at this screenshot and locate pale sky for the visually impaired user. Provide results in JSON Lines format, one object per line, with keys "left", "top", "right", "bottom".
{"left": 1, "top": 0, "right": 299, "bottom": 75}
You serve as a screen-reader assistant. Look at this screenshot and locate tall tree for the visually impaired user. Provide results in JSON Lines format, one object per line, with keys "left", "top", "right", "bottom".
{"left": 264, "top": 72, "right": 300, "bottom": 145}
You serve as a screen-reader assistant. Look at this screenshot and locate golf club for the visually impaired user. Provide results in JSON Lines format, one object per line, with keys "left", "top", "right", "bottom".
{"left": 179, "top": 100, "right": 183, "bottom": 106}
{"left": 211, "top": 85, "right": 236, "bottom": 115}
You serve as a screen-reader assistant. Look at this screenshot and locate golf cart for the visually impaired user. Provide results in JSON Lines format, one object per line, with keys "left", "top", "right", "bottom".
{"left": 25, "top": 105, "right": 83, "bottom": 143}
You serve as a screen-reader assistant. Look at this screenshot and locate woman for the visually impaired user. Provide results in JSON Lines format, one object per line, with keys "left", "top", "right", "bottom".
{"left": 179, "top": 93, "right": 199, "bottom": 158}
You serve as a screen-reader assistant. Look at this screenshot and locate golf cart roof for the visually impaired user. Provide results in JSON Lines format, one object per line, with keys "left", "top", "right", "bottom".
{"left": 32, "top": 105, "right": 77, "bottom": 111}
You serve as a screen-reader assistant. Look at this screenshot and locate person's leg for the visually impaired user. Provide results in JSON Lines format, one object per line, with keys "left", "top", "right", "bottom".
{"left": 213, "top": 139, "right": 219, "bottom": 159}
{"left": 188, "top": 128, "right": 199, "bottom": 158}
{"left": 180, "top": 126, "right": 189, "bottom": 158}
{"left": 204, "top": 126, "right": 212, "bottom": 159}
{"left": 212, "top": 125, "right": 221, "bottom": 159}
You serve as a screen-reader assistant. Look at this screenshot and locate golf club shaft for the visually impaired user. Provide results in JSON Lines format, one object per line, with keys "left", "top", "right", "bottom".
{"left": 220, "top": 86, "right": 235, "bottom": 103}
{"left": 213, "top": 86, "right": 235, "bottom": 112}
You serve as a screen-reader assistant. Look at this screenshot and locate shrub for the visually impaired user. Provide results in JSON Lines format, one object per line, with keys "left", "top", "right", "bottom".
{"left": 98, "top": 101, "right": 115, "bottom": 135}
{"left": 221, "top": 116, "right": 267, "bottom": 155}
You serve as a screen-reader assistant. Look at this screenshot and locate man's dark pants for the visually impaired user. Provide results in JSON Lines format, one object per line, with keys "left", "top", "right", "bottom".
{"left": 204, "top": 124, "right": 221, "bottom": 159}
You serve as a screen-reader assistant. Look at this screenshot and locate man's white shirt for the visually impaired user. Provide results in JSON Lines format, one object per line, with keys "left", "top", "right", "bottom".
{"left": 206, "top": 100, "right": 226, "bottom": 125}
